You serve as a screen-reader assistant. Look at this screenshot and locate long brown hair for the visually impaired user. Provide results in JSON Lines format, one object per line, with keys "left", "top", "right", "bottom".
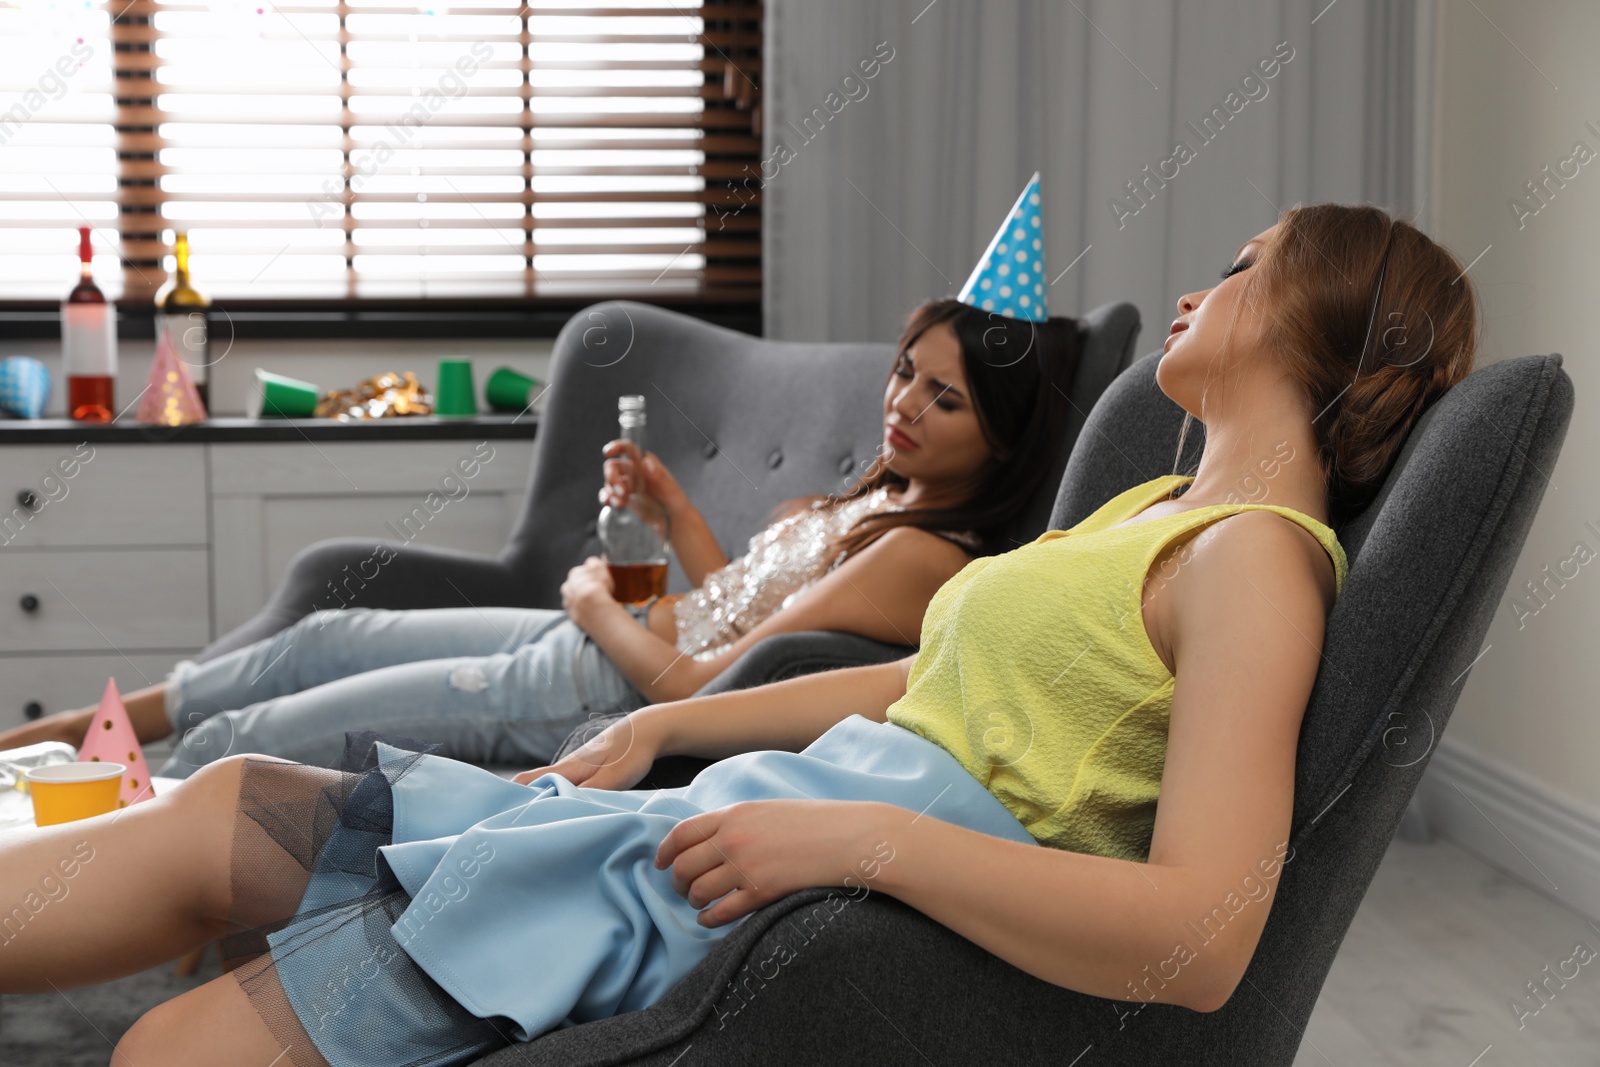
{"left": 779, "top": 298, "right": 1084, "bottom": 563}
{"left": 1178, "top": 204, "right": 1478, "bottom": 525}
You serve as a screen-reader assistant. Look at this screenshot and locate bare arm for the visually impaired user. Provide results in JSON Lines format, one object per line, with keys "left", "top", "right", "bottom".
{"left": 781, "top": 513, "right": 1333, "bottom": 1012}
{"left": 572, "top": 525, "right": 967, "bottom": 703}
{"left": 664, "top": 497, "right": 728, "bottom": 588}
{"left": 626, "top": 526, "right": 968, "bottom": 702}
{"left": 514, "top": 654, "right": 915, "bottom": 787}
{"left": 648, "top": 654, "right": 915, "bottom": 760}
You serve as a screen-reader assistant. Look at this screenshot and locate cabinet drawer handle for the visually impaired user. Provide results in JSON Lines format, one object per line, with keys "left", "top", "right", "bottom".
{"left": 19, "top": 594, "right": 39, "bottom": 613}
{"left": 24, "top": 701, "right": 43, "bottom": 721}
{"left": 16, "top": 489, "right": 38, "bottom": 512}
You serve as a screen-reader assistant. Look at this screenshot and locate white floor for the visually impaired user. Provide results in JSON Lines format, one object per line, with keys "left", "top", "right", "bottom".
{"left": 1295, "top": 833, "right": 1600, "bottom": 1066}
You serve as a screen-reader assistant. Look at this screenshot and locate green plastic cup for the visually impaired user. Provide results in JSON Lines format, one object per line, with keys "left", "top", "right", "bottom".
{"left": 435, "top": 358, "right": 477, "bottom": 418}
{"left": 485, "top": 366, "right": 540, "bottom": 412}
{"left": 249, "top": 369, "right": 320, "bottom": 418}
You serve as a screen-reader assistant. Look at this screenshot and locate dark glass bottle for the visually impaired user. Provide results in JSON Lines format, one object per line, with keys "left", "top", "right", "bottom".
{"left": 153, "top": 231, "right": 211, "bottom": 410}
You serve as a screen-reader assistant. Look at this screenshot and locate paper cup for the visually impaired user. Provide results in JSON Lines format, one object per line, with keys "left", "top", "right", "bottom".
{"left": 435, "top": 358, "right": 477, "bottom": 417}
{"left": 484, "top": 366, "right": 539, "bottom": 412}
{"left": 249, "top": 369, "right": 321, "bottom": 418}
{"left": 26, "top": 762, "right": 126, "bottom": 826}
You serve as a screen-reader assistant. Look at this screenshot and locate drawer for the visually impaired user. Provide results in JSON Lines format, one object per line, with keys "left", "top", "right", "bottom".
{"left": 0, "top": 444, "right": 207, "bottom": 548}
{"left": 0, "top": 652, "right": 188, "bottom": 731}
{"left": 0, "top": 549, "right": 211, "bottom": 652}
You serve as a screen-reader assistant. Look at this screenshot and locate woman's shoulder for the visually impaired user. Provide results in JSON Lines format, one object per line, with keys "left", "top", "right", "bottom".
{"left": 930, "top": 528, "right": 984, "bottom": 552}
{"left": 1174, "top": 508, "right": 1341, "bottom": 609}
{"left": 845, "top": 523, "right": 977, "bottom": 566}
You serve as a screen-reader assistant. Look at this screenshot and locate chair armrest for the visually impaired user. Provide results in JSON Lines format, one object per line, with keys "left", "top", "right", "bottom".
{"left": 198, "top": 537, "right": 525, "bottom": 662}
{"left": 474, "top": 888, "right": 1138, "bottom": 1066}
{"left": 692, "top": 631, "right": 915, "bottom": 696}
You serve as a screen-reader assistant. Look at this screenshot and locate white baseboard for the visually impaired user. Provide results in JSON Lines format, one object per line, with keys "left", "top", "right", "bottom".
{"left": 1416, "top": 739, "right": 1600, "bottom": 925}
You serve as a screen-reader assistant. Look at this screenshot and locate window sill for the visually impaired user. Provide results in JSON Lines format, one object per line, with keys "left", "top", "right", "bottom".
{"left": 0, "top": 296, "right": 762, "bottom": 341}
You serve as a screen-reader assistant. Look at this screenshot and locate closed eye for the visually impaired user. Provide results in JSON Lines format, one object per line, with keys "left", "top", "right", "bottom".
{"left": 1220, "top": 258, "right": 1253, "bottom": 280}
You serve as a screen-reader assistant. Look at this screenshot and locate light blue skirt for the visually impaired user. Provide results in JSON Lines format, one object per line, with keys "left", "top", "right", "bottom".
{"left": 237, "top": 715, "right": 1038, "bottom": 1067}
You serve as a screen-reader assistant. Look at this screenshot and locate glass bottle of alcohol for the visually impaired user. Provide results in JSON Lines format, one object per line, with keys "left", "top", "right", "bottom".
{"left": 60, "top": 226, "right": 116, "bottom": 422}
{"left": 153, "top": 231, "right": 210, "bottom": 409}
{"left": 596, "top": 395, "right": 671, "bottom": 604}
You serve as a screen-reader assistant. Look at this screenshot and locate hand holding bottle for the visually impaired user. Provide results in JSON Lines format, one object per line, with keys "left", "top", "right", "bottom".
{"left": 598, "top": 439, "right": 687, "bottom": 516}
{"left": 597, "top": 395, "right": 671, "bottom": 604}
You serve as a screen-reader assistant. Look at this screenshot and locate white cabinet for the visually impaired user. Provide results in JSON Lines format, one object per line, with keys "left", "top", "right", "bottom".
{"left": 0, "top": 430, "right": 535, "bottom": 729}
{"left": 209, "top": 438, "right": 531, "bottom": 634}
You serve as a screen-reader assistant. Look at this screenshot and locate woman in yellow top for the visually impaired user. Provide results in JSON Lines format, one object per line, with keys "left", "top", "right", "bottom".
{"left": 0, "top": 204, "right": 1477, "bottom": 1066}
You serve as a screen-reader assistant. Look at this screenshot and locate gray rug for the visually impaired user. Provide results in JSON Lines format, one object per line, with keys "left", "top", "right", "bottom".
{"left": 0, "top": 952, "right": 224, "bottom": 1065}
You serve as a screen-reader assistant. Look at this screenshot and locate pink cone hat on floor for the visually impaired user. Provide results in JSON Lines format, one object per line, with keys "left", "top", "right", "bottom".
{"left": 77, "top": 678, "right": 154, "bottom": 808}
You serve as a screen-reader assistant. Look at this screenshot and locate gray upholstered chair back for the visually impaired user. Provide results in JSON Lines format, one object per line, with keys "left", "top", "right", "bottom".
{"left": 1040, "top": 349, "right": 1574, "bottom": 1061}
{"left": 505, "top": 299, "right": 1140, "bottom": 605}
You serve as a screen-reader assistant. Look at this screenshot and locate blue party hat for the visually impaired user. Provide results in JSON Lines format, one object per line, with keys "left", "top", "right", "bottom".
{"left": 956, "top": 173, "right": 1047, "bottom": 321}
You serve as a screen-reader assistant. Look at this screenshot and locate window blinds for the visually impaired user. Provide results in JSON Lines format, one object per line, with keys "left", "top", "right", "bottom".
{"left": 0, "top": 0, "right": 762, "bottom": 308}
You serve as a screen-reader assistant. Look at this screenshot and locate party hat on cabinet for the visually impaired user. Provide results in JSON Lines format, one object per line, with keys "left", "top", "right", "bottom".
{"left": 77, "top": 678, "right": 153, "bottom": 808}
{"left": 135, "top": 330, "right": 207, "bottom": 426}
{"left": 956, "top": 172, "right": 1047, "bottom": 321}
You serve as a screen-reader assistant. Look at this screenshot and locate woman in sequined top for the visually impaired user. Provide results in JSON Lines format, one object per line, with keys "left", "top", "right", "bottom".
{"left": 4, "top": 299, "right": 1085, "bottom": 775}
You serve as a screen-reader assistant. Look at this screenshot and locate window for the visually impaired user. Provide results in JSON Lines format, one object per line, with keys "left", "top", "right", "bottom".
{"left": 0, "top": 0, "right": 762, "bottom": 324}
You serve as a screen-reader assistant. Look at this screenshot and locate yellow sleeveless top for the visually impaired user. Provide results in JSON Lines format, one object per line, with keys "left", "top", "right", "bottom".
{"left": 885, "top": 474, "right": 1348, "bottom": 862}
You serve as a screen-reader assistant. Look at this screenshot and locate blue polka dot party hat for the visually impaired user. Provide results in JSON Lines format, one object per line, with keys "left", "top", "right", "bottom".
{"left": 956, "top": 172, "right": 1047, "bottom": 321}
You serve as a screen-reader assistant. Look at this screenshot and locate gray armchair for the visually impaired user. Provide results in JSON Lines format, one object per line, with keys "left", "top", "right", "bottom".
{"left": 197, "top": 299, "right": 1141, "bottom": 663}
{"left": 490, "top": 349, "right": 1573, "bottom": 1066}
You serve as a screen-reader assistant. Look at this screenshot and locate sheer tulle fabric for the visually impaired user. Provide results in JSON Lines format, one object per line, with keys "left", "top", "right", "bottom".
{"left": 222, "top": 733, "right": 515, "bottom": 1067}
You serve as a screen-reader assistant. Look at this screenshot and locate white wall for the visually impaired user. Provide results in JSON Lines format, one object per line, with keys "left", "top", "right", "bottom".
{"left": 1431, "top": 0, "right": 1600, "bottom": 811}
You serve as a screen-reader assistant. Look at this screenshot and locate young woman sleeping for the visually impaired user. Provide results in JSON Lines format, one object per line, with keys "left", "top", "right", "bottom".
{"left": 0, "top": 299, "right": 1084, "bottom": 776}
{"left": 0, "top": 204, "right": 1478, "bottom": 1067}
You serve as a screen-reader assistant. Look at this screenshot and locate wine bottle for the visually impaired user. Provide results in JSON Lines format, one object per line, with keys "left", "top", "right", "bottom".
{"left": 153, "top": 231, "right": 210, "bottom": 410}
{"left": 61, "top": 225, "right": 116, "bottom": 422}
{"left": 596, "top": 395, "right": 671, "bottom": 604}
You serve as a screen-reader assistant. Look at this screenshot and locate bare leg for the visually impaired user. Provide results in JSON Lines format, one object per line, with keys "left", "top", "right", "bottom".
{"left": 115, "top": 969, "right": 317, "bottom": 1067}
{"left": 0, "top": 753, "right": 291, "bottom": 992}
{"left": 0, "top": 683, "right": 171, "bottom": 751}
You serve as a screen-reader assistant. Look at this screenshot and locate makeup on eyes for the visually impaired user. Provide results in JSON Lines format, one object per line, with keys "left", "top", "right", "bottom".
{"left": 1220, "top": 257, "right": 1254, "bottom": 280}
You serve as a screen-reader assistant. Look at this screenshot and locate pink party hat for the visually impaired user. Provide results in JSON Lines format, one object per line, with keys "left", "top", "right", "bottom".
{"left": 136, "top": 331, "right": 208, "bottom": 426}
{"left": 77, "top": 678, "right": 154, "bottom": 808}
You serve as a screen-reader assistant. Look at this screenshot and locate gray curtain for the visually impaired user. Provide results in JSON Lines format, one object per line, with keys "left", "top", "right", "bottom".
{"left": 762, "top": 0, "right": 1434, "bottom": 343}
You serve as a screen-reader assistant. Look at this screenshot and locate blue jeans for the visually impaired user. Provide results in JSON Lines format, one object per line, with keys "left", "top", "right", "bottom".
{"left": 158, "top": 605, "right": 651, "bottom": 778}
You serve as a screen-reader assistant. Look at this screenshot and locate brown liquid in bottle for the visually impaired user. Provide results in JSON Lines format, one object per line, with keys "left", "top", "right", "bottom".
{"left": 607, "top": 561, "right": 668, "bottom": 604}
{"left": 67, "top": 376, "right": 115, "bottom": 423}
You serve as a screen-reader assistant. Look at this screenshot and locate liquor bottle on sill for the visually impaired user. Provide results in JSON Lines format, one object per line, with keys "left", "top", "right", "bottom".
{"left": 596, "top": 394, "right": 671, "bottom": 604}
{"left": 153, "top": 231, "right": 211, "bottom": 410}
{"left": 61, "top": 225, "right": 116, "bottom": 422}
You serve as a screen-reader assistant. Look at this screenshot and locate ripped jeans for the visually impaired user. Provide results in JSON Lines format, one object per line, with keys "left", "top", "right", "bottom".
{"left": 157, "top": 605, "right": 651, "bottom": 779}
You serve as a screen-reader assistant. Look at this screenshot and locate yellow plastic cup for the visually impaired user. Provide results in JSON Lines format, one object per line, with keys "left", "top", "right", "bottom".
{"left": 26, "top": 762, "right": 125, "bottom": 827}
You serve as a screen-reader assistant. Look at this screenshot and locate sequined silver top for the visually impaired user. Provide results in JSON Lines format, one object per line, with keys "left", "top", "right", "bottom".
{"left": 673, "top": 489, "right": 980, "bottom": 662}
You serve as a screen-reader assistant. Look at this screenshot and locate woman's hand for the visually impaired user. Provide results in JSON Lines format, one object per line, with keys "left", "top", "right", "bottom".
{"left": 599, "top": 440, "right": 688, "bottom": 516}
{"left": 561, "top": 556, "right": 617, "bottom": 627}
{"left": 654, "top": 799, "right": 900, "bottom": 928}
{"left": 512, "top": 712, "right": 662, "bottom": 790}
